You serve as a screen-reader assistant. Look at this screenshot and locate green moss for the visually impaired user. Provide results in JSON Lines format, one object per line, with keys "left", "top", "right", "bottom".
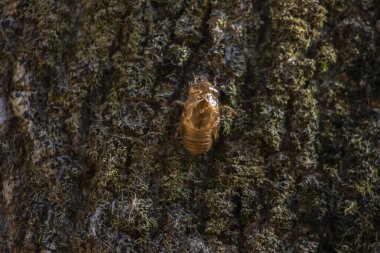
{"left": 167, "top": 44, "right": 192, "bottom": 67}
{"left": 1, "top": 0, "right": 379, "bottom": 252}
{"left": 204, "top": 190, "right": 234, "bottom": 236}
{"left": 316, "top": 42, "right": 337, "bottom": 73}
{"left": 245, "top": 228, "right": 281, "bottom": 253}
{"left": 160, "top": 172, "right": 191, "bottom": 204}
{"left": 173, "top": 1, "right": 208, "bottom": 45}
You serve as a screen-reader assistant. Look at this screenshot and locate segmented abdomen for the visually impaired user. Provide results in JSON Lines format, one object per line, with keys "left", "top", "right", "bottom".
{"left": 183, "top": 128, "right": 212, "bottom": 156}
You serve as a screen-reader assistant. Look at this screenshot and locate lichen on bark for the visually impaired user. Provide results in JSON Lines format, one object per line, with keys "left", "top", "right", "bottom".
{"left": 0, "top": 0, "right": 379, "bottom": 252}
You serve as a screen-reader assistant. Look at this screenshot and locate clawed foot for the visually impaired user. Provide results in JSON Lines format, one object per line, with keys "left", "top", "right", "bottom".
{"left": 172, "top": 100, "right": 185, "bottom": 107}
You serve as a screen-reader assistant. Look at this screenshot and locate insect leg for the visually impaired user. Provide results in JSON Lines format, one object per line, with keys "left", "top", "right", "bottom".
{"left": 212, "top": 127, "right": 219, "bottom": 141}
{"left": 211, "top": 119, "right": 220, "bottom": 141}
{"left": 172, "top": 100, "right": 185, "bottom": 107}
{"left": 174, "top": 123, "right": 182, "bottom": 139}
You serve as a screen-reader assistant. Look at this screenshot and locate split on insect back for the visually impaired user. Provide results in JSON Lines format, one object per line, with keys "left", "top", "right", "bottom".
{"left": 172, "top": 78, "right": 235, "bottom": 156}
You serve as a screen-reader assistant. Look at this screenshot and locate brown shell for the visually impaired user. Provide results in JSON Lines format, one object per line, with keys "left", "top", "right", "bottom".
{"left": 175, "top": 81, "right": 220, "bottom": 156}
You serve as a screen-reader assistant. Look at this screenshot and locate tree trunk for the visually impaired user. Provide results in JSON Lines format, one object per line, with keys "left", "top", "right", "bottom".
{"left": 0, "top": 1, "right": 379, "bottom": 252}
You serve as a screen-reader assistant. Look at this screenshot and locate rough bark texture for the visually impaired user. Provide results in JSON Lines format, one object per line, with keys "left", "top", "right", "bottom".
{"left": 0, "top": 0, "right": 379, "bottom": 252}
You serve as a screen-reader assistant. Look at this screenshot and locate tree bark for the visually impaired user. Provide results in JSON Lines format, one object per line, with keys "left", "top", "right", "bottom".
{"left": 0, "top": 0, "right": 379, "bottom": 252}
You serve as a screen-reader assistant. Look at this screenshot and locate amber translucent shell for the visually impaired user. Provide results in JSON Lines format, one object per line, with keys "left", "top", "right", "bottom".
{"left": 174, "top": 81, "right": 220, "bottom": 156}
